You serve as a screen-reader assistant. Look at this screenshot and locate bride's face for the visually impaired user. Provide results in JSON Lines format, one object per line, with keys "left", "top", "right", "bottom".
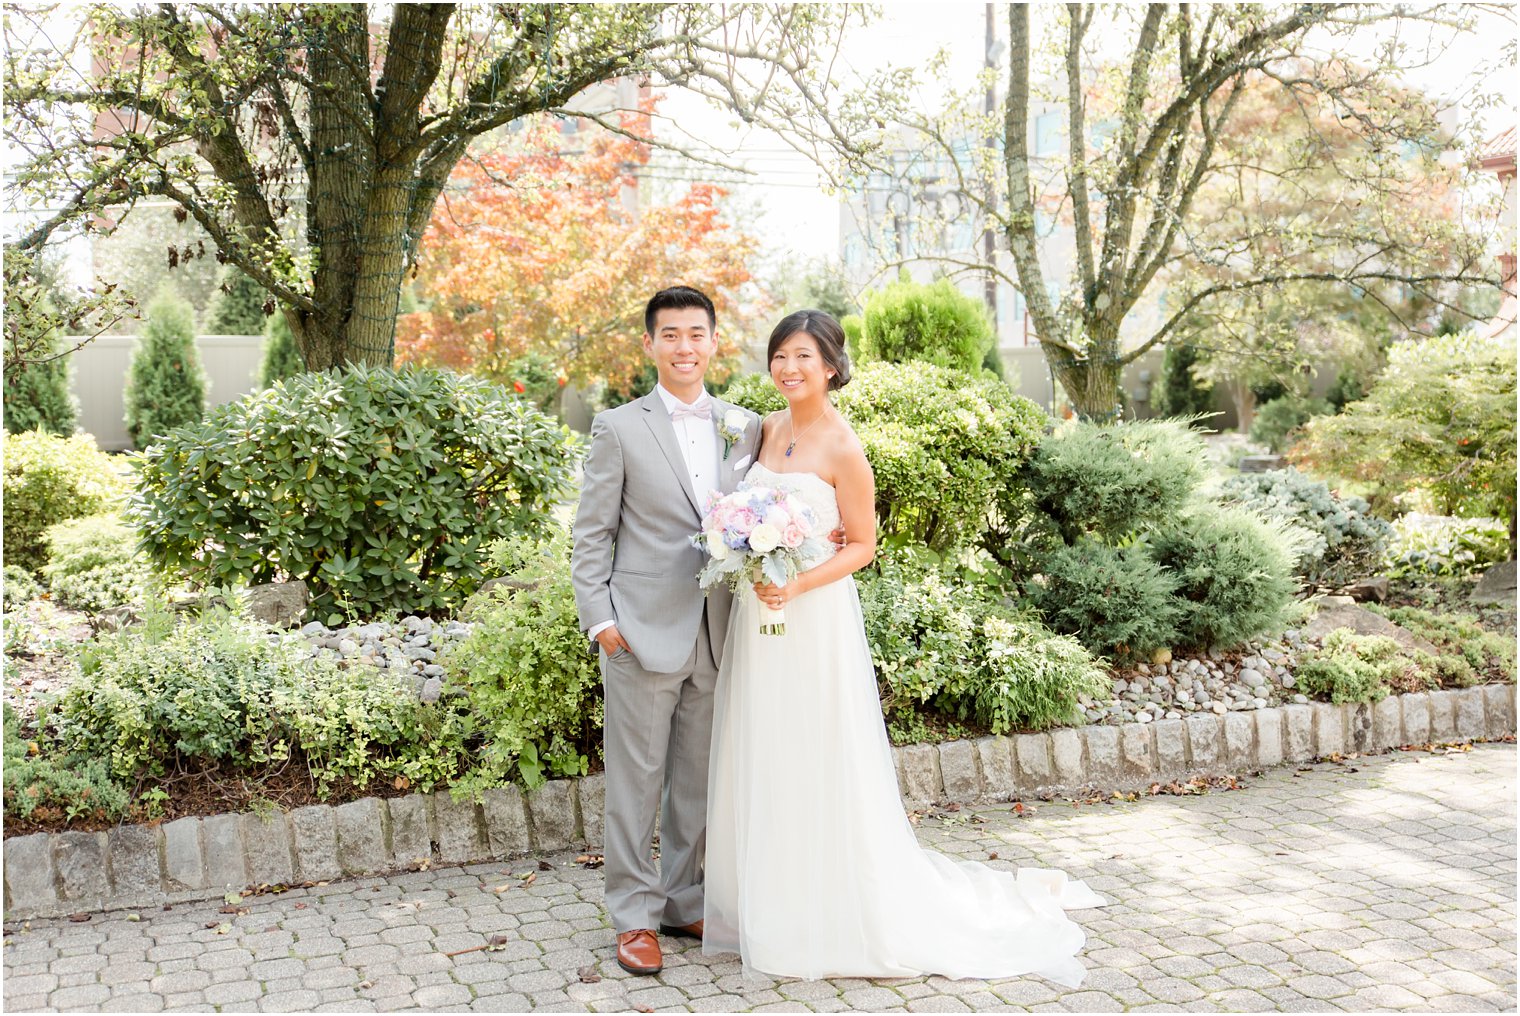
{"left": 769, "top": 331, "right": 833, "bottom": 402}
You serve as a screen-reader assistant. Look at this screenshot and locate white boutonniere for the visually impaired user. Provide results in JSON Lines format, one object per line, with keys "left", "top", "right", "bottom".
{"left": 717, "top": 409, "right": 748, "bottom": 459}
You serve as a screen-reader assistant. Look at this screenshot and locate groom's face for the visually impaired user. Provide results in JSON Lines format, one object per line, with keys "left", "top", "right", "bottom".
{"left": 643, "top": 307, "right": 718, "bottom": 391}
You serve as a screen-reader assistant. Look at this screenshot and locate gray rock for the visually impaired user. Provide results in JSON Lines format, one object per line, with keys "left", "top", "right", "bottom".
{"left": 1239, "top": 454, "right": 1288, "bottom": 472}
{"left": 1048, "top": 728, "right": 1083, "bottom": 788}
{"left": 1135, "top": 710, "right": 1153, "bottom": 723}
{"left": 243, "top": 580, "right": 309, "bottom": 628}
{"left": 1403, "top": 692, "right": 1432, "bottom": 743}
{"left": 108, "top": 824, "right": 162, "bottom": 896}
{"left": 938, "top": 740, "right": 981, "bottom": 802}
{"left": 1372, "top": 695, "right": 1404, "bottom": 750}
{"left": 1282, "top": 704, "right": 1314, "bottom": 762}
{"left": 1152, "top": 719, "right": 1186, "bottom": 780}
{"left": 1429, "top": 689, "right": 1459, "bottom": 741}
{"left": 527, "top": 781, "right": 578, "bottom": 853}
{"left": 290, "top": 806, "right": 341, "bottom": 882}
{"left": 4, "top": 833, "right": 56, "bottom": 911}
{"left": 201, "top": 814, "right": 248, "bottom": 889}
{"left": 975, "top": 736, "right": 1015, "bottom": 802}
{"left": 301, "top": 621, "right": 328, "bottom": 636}
{"left": 1471, "top": 560, "right": 1516, "bottom": 605}
{"left": 1185, "top": 714, "right": 1221, "bottom": 771}
{"left": 1011, "top": 734, "right": 1052, "bottom": 796}
{"left": 1118, "top": 724, "right": 1155, "bottom": 786}
{"left": 53, "top": 831, "right": 109, "bottom": 902}
{"left": 387, "top": 795, "right": 433, "bottom": 869}
{"left": 432, "top": 793, "right": 488, "bottom": 863}
{"left": 1222, "top": 711, "right": 1254, "bottom": 767}
{"left": 1313, "top": 702, "right": 1346, "bottom": 756}
{"left": 241, "top": 812, "right": 295, "bottom": 885}
{"left": 422, "top": 664, "right": 445, "bottom": 678}
{"left": 333, "top": 799, "right": 386, "bottom": 875}
{"left": 162, "top": 818, "right": 205, "bottom": 891}
{"left": 1082, "top": 726, "right": 1120, "bottom": 785}
{"left": 1349, "top": 702, "right": 1373, "bottom": 753}
{"left": 1342, "top": 576, "right": 1390, "bottom": 602}
{"left": 900, "top": 743, "right": 945, "bottom": 804}
{"left": 1240, "top": 668, "right": 1266, "bottom": 689}
{"left": 1292, "top": 694, "right": 1309, "bottom": 704}
{"left": 574, "top": 775, "right": 604, "bottom": 850}
{"left": 419, "top": 677, "right": 443, "bottom": 703}
{"left": 337, "top": 639, "right": 359, "bottom": 657}
{"left": 1484, "top": 684, "right": 1517, "bottom": 738}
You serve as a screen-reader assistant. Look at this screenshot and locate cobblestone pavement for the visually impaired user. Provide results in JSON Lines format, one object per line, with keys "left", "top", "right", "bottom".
{"left": 4, "top": 743, "right": 1514, "bottom": 1013}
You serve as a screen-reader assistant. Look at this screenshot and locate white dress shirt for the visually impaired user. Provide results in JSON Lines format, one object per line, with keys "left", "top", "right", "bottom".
{"left": 588, "top": 384, "right": 717, "bottom": 642}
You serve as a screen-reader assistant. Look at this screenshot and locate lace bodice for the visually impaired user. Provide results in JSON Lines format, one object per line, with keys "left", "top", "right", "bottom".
{"left": 743, "top": 462, "right": 840, "bottom": 567}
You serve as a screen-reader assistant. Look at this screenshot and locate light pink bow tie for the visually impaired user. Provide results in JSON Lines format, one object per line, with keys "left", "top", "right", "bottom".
{"left": 669, "top": 399, "right": 713, "bottom": 422}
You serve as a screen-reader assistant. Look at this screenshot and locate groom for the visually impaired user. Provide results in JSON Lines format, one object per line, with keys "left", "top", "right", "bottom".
{"left": 571, "top": 286, "right": 761, "bottom": 976}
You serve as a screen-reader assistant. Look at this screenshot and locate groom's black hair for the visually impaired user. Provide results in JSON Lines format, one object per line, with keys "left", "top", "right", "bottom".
{"left": 645, "top": 286, "right": 717, "bottom": 337}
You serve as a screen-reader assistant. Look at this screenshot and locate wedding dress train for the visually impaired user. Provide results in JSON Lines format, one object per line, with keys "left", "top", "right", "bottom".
{"left": 703, "top": 462, "right": 1106, "bottom": 985}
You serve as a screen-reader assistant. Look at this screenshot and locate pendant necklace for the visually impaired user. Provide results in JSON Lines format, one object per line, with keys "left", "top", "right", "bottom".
{"left": 785, "top": 409, "right": 826, "bottom": 457}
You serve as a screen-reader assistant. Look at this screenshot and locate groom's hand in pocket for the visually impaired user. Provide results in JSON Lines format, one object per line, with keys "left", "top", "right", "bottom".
{"left": 829, "top": 526, "right": 847, "bottom": 548}
{"left": 595, "top": 625, "right": 631, "bottom": 658}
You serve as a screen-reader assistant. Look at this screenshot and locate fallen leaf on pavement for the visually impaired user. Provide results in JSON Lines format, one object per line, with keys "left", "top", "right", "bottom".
{"left": 66, "top": 913, "right": 90, "bottom": 923}
{"left": 538, "top": 860, "right": 553, "bottom": 871}
{"left": 577, "top": 965, "right": 601, "bottom": 983}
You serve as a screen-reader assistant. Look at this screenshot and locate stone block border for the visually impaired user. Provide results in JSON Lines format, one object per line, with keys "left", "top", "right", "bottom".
{"left": 5, "top": 685, "right": 1513, "bottom": 919}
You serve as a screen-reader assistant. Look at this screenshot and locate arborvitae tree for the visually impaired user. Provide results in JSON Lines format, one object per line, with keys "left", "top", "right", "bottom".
{"left": 4, "top": 329, "right": 78, "bottom": 436}
{"left": 124, "top": 287, "right": 207, "bottom": 448}
{"left": 1153, "top": 342, "right": 1215, "bottom": 422}
{"left": 259, "top": 312, "right": 306, "bottom": 388}
{"left": 204, "top": 264, "right": 267, "bottom": 335}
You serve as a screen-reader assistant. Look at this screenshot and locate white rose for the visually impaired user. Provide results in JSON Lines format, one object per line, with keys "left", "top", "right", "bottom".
{"left": 749, "top": 522, "right": 781, "bottom": 554}
{"left": 706, "top": 531, "right": 730, "bottom": 560}
{"left": 724, "top": 409, "right": 747, "bottom": 432}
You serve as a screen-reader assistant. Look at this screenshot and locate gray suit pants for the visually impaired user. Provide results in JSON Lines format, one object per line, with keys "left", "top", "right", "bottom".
{"left": 601, "top": 609, "right": 718, "bottom": 933}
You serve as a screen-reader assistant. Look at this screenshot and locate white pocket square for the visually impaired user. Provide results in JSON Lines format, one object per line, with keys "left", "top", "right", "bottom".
{"left": 731, "top": 454, "right": 752, "bottom": 471}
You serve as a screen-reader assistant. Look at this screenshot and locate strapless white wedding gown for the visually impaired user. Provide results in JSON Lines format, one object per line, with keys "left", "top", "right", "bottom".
{"left": 702, "top": 462, "right": 1106, "bottom": 985}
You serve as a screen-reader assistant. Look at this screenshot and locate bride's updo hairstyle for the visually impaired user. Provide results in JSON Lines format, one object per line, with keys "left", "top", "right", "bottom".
{"left": 766, "top": 309, "right": 852, "bottom": 391}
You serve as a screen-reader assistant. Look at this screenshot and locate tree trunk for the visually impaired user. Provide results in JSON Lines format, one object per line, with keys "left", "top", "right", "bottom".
{"left": 1043, "top": 317, "right": 1124, "bottom": 421}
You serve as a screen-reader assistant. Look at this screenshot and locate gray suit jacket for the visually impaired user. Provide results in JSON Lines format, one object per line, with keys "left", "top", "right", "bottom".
{"left": 571, "top": 391, "right": 762, "bottom": 674}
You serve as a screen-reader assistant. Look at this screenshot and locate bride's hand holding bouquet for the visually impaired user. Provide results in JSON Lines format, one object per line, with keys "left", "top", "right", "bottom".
{"left": 691, "top": 485, "right": 825, "bottom": 635}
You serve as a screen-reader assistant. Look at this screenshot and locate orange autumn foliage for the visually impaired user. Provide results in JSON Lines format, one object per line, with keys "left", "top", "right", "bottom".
{"left": 397, "top": 115, "right": 758, "bottom": 391}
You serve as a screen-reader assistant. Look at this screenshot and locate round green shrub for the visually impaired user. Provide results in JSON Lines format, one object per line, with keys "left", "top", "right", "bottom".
{"left": 1250, "top": 393, "right": 1330, "bottom": 453}
{"left": 5, "top": 705, "right": 130, "bottom": 825}
{"left": 2, "top": 431, "right": 128, "bottom": 573}
{"left": 258, "top": 312, "right": 305, "bottom": 389}
{"left": 1149, "top": 503, "right": 1297, "bottom": 650}
{"left": 968, "top": 611, "right": 1109, "bottom": 733}
{"left": 838, "top": 361, "right": 1047, "bottom": 553}
{"left": 129, "top": 364, "right": 578, "bottom": 621}
{"left": 857, "top": 275, "right": 994, "bottom": 372}
{"left": 205, "top": 265, "right": 269, "bottom": 335}
{"left": 444, "top": 529, "right": 603, "bottom": 791}
{"left": 42, "top": 514, "right": 156, "bottom": 613}
{"left": 124, "top": 288, "right": 207, "bottom": 448}
{"left": 1027, "top": 538, "right": 1181, "bottom": 660}
{"left": 1017, "top": 417, "right": 1207, "bottom": 544}
{"left": 1219, "top": 468, "right": 1392, "bottom": 586}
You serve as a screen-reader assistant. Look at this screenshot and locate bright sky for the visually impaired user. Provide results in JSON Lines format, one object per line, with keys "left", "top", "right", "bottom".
{"left": 656, "top": 2, "right": 1519, "bottom": 265}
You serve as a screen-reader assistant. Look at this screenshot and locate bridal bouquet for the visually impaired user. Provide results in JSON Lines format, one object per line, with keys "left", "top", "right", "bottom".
{"left": 692, "top": 485, "right": 826, "bottom": 635}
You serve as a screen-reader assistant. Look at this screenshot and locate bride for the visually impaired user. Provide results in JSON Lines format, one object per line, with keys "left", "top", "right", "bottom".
{"left": 702, "top": 309, "right": 1106, "bottom": 985}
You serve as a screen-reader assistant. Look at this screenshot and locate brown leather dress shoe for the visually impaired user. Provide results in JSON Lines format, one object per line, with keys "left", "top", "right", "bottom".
{"left": 616, "top": 929, "right": 663, "bottom": 975}
{"left": 658, "top": 919, "right": 704, "bottom": 941}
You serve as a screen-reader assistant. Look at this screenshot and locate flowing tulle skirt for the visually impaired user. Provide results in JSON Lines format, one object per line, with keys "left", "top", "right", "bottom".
{"left": 703, "top": 575, "right": 1106, "bottom": 985}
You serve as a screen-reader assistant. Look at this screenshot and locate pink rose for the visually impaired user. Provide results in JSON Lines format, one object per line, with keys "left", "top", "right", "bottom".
{"left": 782, "top": 522, "right": 807, "bottom": 548}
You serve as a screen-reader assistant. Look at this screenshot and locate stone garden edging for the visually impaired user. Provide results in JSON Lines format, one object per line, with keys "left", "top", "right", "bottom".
{"left": 4, "top": 684, "right": 1514, "bottom": 920}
